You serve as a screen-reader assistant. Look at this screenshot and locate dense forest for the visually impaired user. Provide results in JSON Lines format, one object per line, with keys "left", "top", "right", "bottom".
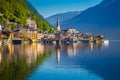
{"left": 0, "top": 0, "right": 54, "bottom": 32}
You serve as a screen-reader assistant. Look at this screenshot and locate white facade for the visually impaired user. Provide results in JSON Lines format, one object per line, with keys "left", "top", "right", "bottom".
{"left": 0, "top": 24, "right": 2, "bottom": 30}
{"left": 27, "top": 18, "right": 37, "bottom": 29}
{"left": 67, "top": 29, "right": 79, "bottom": 34}
{"left": 56, "top": 17, "right": 61, "bottom": 32}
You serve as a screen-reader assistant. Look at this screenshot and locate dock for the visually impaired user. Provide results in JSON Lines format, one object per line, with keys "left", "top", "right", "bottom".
{"left": 12, "top": 38, "right": 23, "bottom": 44}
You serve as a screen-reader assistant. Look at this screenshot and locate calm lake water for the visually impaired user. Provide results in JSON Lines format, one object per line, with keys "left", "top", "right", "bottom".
{"left": 0, "top": 41, "right": 120, "bottom": 80}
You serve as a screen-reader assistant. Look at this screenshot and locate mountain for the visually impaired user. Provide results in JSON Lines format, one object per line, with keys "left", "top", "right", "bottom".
{"left": 0, "top": 0, "right": 52, "bottom": 31}
{"left": 24, "top": 0, "right": 44, "bottom": 20}
{"left": 46, "top": 11, "right": 80, "bottom": 26}
{"left": 62, "top": 0, "right": 120, "bottom": 39}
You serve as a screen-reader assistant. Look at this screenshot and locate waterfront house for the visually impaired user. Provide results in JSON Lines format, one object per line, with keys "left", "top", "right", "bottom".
{"left": 55, "top": 32, "right": 63, "bottom": 40}
{"left": 13, "top": 27, "right": 26, "bottom": 39}
{"left": 9, "top": 32, "right": 14, "bottom": 40}
{"left": 26, "top": 29, "right": 38, "bottom": 42}
{"left": 37, "top": 31, "right": 44, "bottom": 41}
{"left": 67, "top": 29, "right": 79, "bottom": 34}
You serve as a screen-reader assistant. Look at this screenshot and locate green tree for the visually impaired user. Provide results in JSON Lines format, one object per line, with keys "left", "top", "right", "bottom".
{"left": 0, "top": 0, "right": 52, "bottom": 31}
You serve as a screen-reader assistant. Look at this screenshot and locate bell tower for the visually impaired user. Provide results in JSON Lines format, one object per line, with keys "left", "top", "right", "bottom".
{"left": 56, "top": 17, "right": 61, "bottom": 32}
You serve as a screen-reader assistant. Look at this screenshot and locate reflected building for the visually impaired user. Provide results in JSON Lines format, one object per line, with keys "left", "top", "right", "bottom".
{"left": 56, "top": 49, "right": 60, "bottom": 65}
{"left": 0, "top": 41, "right": 110, "bottom": 80}
{"left": 26, "top": 43, "right": 37, "bottom": 66}
{"left": 56, "top": 44, "right": 61, "bottom": 66}
{"left": 0, "top": 50, "right": 1, "bottom": 63}
{"left": 67, "top": 43, "right": 78, "bottom": 56}
{"left": 0, "top": 43, "right": 55, "bottom": 80}
{"left": 0, "top": 53, "right": 1, "bottom": 63}
{"left": 25, "top": 43, "right": 45, "bottom": 67}
{"left": 89, "top": 42, "right": 94, "bottom": 51}
{"left": 59, "top": 42, "right": 107, "bottom": 57}
{"left": 2, "top": 43, "right": 45, "bottom": 67}
{"left": 8, "top": 44, "right": 14, "bottom": 55}
{"left": 7, "top": 44, "right": 26, "bottom": 61}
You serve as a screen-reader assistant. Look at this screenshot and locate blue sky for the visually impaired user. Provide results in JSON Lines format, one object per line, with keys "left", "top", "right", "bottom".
{"left": 28, "top": 0, "right": 102, "bottom": 18}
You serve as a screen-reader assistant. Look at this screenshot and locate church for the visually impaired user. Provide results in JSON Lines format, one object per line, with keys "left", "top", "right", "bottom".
{"left": 56, "top": 17, "right": 61, "bottom": 32}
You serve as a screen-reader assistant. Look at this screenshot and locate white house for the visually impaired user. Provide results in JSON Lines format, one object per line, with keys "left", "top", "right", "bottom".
{"left": 27, "top": 17, "right": 37, "bottom": 29}
{"left": 67, "top": 29, "right": 79, "bottom": 34}
{"left": 0, "top": 24, "right": 2, "bottom": 31}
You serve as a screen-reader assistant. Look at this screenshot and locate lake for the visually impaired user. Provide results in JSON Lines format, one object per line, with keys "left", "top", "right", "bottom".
{"left": 0, "top": 41, "right": 120, "bottom": 80}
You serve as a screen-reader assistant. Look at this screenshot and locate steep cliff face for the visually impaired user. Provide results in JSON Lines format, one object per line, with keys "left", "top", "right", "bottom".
{"left": 0, "top": 0, "right": 51, "bottom": 31}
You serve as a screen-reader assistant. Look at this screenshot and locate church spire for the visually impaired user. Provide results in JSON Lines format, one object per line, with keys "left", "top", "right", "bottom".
{"left": 56, "top": 17, "right": 61, "bottom": 32}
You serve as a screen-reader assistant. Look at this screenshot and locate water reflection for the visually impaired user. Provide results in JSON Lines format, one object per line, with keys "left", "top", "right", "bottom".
{"left": 0, "top": 43, "right": 54, "bottom": 80}
{"left": 56, "top": 42, "right": 106, "bottom": 57}
{"left": 54, "top": 42, "right": 107, "bottom": 70}
{"left": 0, "top": 42, "right": 109, "bottom": 80}
{"left": 7, "top": 43, "right": 45, "bottom": 67}
{"left": 56, "top": 45, "right": 61, "bottom": 65}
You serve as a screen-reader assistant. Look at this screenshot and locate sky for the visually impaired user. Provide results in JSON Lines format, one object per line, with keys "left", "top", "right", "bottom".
{"left": 28, "top": 0, "right": 102, "bottom": 18}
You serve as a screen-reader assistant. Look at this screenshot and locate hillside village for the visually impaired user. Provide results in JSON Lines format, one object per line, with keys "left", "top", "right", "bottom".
{"left": 0, "top": 14, "right": 105, "bottom": 44}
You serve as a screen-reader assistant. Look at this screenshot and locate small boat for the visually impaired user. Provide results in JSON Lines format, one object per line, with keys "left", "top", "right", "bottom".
{"left": 103, "top": 40, "right": 109, "bottom": 47}
{"left": 104, "top": 40, "right": 109, "bottom": 44}
{"left": 53, "top": 41, "right": 56, "bottom": 44}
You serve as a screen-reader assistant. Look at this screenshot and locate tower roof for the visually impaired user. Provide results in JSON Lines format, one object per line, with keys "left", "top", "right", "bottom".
{"left": 57, "top": 17, "right": 60, "bottom": 27}
{"left": 56, "top": 17, "right": 61, "bottom": 32}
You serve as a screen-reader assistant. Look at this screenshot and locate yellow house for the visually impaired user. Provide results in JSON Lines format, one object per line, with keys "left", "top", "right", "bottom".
{"left": 37, "top": 32, "right": 44, "bottom": 40}
{"left": 26, "top": 30, "right": 38, "bottom": 42}
{"left": 9, "top": 32, "right": 14, "bottom": 40}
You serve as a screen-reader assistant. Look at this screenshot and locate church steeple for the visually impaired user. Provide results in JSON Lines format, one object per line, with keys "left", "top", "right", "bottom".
{"left": 56, "top": 17, "right": 61, "bottom": 32}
